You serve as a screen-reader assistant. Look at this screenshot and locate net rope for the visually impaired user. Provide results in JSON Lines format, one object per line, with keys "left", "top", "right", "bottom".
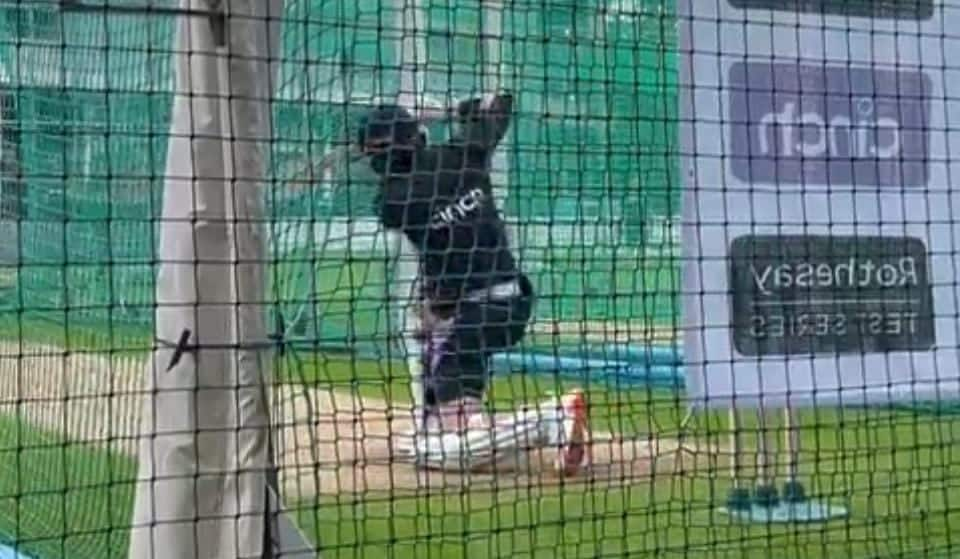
{"left": 0, "top": 1, "right": 956, "bottom": 558}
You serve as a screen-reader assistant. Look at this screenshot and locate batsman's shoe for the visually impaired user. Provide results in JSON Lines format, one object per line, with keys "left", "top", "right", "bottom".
{"left": 553, "top": 388, "right": 591, "bottom": 477}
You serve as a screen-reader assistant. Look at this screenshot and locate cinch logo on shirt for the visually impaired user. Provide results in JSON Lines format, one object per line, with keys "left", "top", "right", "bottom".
{"left": 430, "top": 188, "right": 485, "bottom": 228}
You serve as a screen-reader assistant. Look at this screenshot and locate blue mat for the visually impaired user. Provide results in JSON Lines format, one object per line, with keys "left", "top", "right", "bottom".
{"left": 0, "top": 544, "right": 32, "bottom": 559}
{"left": 719, "top": 501, "right": 849, "bottom": 523}
{"left": 490, "top": 352, "right": 684, "bottom": 389}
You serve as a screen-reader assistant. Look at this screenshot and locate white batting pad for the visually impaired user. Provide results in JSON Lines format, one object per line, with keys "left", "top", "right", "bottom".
{"left": 397, "top": 398, "right": 566, "bottom": 472}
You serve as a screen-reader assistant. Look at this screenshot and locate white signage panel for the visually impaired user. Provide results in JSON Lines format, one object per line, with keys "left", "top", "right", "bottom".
{"left": 679, "top": 0, "right": 960, "bottom": 408}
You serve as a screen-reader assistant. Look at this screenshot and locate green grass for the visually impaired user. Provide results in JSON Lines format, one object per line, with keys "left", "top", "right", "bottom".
{"left": 0, "top": 355, "right": 958, "bottom": 559}
{"left": 288, "top": 357, "right": 960, "bottom": 559}
{"left": 0, "top": 248, "right": 681, "bottom": 360}
{"left": 0, "top": 415, "right": 136, "bottom": 559}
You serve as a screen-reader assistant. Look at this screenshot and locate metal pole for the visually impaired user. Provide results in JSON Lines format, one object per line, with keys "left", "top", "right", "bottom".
{"left": 784, "top": 407, "right": 799, "bottom": 483}
{"left": 753, "top": 405, "right": 779, "bottom": 507}
{"left": 724, "top": 407, "right": 753, "bottom": 511}
{"left": 729, "top": 408, "right": 742, "bottom": 488}
{"left": 781, "top": 406, "right": 806, "bottom": 503}
{"left": 756, "top": 408, "right": 774, "bottom": 488}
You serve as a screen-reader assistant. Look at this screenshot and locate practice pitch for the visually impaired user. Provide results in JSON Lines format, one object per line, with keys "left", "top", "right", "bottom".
{"left": 275, "top": 386, "right": 723, "bottom": 497}
{"left": 0, "top": 343, "right": 724, "bottom": 500}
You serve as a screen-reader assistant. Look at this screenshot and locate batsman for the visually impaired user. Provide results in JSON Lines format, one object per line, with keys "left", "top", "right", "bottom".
{"left": 354, "top": 91, "right": 591, "bottom": 476}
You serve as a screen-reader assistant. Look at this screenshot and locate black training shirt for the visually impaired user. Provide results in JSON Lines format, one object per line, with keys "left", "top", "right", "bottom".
{"left": 372, "top": 94, "right": 519, "bottom": 304}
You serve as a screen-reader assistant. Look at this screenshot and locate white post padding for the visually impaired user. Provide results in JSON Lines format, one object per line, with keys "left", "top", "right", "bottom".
{"left": 395, "top": 0, "right": 429, "bottom": 426}
{"left": 128, "top": 1, "right": 314, "bottom": 557}
{"left": 480, "top": 1, "right": 509, "bottom": 214}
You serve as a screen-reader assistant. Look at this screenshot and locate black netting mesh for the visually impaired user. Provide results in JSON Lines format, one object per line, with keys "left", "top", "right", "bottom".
{"left": 0, "top": 1, "right": 956, "bottom": 558}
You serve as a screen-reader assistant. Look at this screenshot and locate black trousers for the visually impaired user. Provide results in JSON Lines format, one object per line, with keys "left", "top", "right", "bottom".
{"left": 421, "top": 274, "right": 534, "bottom": 407}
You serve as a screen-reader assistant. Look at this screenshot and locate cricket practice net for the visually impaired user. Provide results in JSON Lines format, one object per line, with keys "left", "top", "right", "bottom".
{"left": 0, "top": 0, "right": 957, "bottom": 558}
{"left": 1, "top": 0, "right": 678, "bottom": 365}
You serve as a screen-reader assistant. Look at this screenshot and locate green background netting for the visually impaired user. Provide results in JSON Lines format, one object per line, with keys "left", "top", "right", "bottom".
{"left": 0, "top": 0, "right": 678, "bottom": 357}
